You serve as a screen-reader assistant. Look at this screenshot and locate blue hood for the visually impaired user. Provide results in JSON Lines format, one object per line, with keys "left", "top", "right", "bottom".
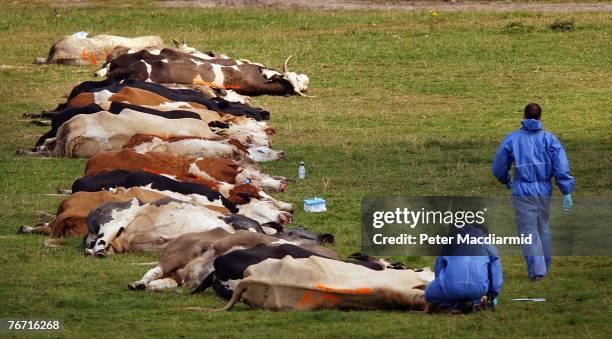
{"left": 521, "top": 119, "right": 542, "bottom": 132}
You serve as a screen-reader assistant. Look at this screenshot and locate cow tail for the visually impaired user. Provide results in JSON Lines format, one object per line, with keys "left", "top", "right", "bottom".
{"left": 179, "top": 284, "right": 246, "bottom": 312}
{"left": 214, "top": 284, "right": 246, "bottom": 312}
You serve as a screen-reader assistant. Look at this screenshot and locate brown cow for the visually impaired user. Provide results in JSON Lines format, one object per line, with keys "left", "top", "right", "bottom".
{"left": 67, "top": 87, "right": 211, "bottom": 113}
{"left": 17, "top": 187, "right": 167, "bottom": 237}
{"left": 128, "top": 228, "right": 338, "bottom": 290}
{"left": 85, "top": 149, "right": 286, "bottom": 192}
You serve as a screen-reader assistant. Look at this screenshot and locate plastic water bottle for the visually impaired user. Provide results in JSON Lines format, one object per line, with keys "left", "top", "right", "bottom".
{"left": 298, "top": 161, "right": 306, "bottom": 180}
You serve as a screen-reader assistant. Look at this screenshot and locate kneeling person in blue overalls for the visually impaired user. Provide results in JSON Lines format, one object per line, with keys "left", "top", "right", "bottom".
{"left": 425, "top": 225, "right": 503, "bottom": 314}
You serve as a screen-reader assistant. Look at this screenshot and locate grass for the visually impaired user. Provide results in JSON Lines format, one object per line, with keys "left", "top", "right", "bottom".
{"left": 0, "top": 2, "right": 611, "bottom": 338}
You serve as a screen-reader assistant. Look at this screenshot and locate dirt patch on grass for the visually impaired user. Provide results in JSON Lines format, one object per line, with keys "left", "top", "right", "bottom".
{"left": 155, "top": 0, "right": 612, "bottom": 12}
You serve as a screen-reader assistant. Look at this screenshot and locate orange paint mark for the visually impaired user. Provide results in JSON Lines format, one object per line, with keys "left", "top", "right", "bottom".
{"left": 89, "top": 52, "right": 97, "bottom": 65}
{"left": 314, "top": 284, "right": 372, "bottom": 295}
{"left": 80, "top": 48, "right": 89, "bottom": 62}
{"left": 192, "top": 75, "right": 240, "bottom": 90}
{"left": 298, "top": 291, "right": 315, "bottom": 307}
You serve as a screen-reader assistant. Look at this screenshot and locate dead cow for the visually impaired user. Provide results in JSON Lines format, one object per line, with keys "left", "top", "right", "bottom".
{"left": 17, "top": 187, "right": 166, "bottom": 238}
{"left": 124, "top": 134, "right": 285, "bottom": 162}
{"left": 128, "top": 228, "right": 337, "bottom": 291}
{"left": 108, "top": 55, "right": 310, "bottom": 96}
{"left": 32, "top": 109, "right": 217, "bottom": 158}
{"left": 214, "top": 256, "right": 434, "bottom": 311}
{"left": 84, "top": 198, "right": 294, "bottom": 256}
{"left": 195, "top": 243, "right": 398, "bottom": 300}
{"left": 72, "top": 169, "right": 293, "bottom": 219}
{"left": 36, "top": 34, "right": 163, "bottom": 66}
{"left": 85, "top": 149, "right": 286, "bottom": 192}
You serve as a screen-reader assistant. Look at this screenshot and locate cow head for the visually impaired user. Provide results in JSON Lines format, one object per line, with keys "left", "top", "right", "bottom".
{"left": 221, "top": 214, "right": 265, "bottom": 233}
{"left": 236, "top": 198, "right": 293, "bottom": 225}
{"left": 235, "top": 166, "right": 286, "bottom": 192}
{"left": 275, "top": 226, "right": 335, "bottom": 246}
{"left": 282, "top": 56, "right": 311, "bottom": 97}
{"left": 247, "top": 146, "right": 285, "bottom": 162}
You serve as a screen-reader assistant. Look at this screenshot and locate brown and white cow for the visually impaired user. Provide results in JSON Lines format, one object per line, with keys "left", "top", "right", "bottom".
{"left": 213, "top": 256, "right": 434, "bottom": 312}
{"left": 108, "top": 54, "right": 310, "bottom": 97}
{"left": 67, "top": 87, "right": 217, "bottom": 116}
{"left": 84, "top": 197, "right": 294, "bottom": 256}
{"left": 85, "top": 149, "right": 286, "bottom": 192}
{"left": 17, "top": 187, "right": 167, "bottom": 238}
{"left": 127, "top": 228, "right": 337, "bottom": 291}
{"left": 34, "top": 109, "right": 216, "bottom": 158}
{"left": 123, "top": 135, "right": 284, "bottom": 162}
{"left": 94, "top": 41, "right": 230, "bottom": 77}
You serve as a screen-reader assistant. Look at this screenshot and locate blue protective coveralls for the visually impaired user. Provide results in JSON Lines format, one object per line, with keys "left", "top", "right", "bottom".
{"left": 425, "top": 226, "right": 503, "bottom": 309}
{"left": 491, "top": 119, "right": 574, "bottom": 278}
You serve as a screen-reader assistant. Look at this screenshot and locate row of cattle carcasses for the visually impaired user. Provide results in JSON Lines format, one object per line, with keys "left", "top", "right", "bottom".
{"left": 19, "top": 34, "right": 434, "bottom": 312}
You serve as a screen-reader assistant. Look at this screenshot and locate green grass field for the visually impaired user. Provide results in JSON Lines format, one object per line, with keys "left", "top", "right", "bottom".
{"left": 0, "top": 2, "right": 611, "bottom": 337}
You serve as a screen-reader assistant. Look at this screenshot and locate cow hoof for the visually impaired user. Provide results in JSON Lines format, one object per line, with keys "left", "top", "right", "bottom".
{"left": 128, "top": 282, "right": 147, "bottom": 291}
{"left": 278, "top": 212, "right": 292, "bottom": 225}
{"left": 17, "top": 225, "right": 32, "bottom": 234}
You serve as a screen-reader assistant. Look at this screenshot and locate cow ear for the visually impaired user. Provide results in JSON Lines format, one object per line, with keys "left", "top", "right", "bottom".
{"left": 318, "top": 233, "right": 335, "bottom": 244}
{"left": 348, "top": 252, "right": 364, "bottom": 260}
{"left": 261, "top": 222, "right": 284, "bottom": 233}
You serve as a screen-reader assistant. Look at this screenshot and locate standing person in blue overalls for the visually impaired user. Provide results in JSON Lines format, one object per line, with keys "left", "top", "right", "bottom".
{"left": 491, "top": 103, "right": 575, "bottom": 281}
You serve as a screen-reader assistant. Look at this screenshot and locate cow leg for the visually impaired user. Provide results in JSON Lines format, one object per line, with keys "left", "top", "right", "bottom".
{"left": 18, "top": 223, "right": 52, "bottom": 236}
{"left": 258, "top": 191, "right": 294, "bottom": 212}
{"left": 146, "top": 278, "right": 179, "bottom": 290}
{"left": 15, "top": 146, "right": 50, "bottom": 157}
{"left": 91, "top": 223, "right": 127, "bottom": 257}
{"left": 128, "top": 266, "right": 164, "bottom": 290}
{"left": 90, "top": 199, "right": 140, "bottom": 257}
{"left": 175, "top": 250, "right": 218, "bottom": 289}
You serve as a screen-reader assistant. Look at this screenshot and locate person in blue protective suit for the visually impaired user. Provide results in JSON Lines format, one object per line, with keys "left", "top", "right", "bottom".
{"left": 425, "top": 224, "right": 503, "bottom": 314}
{"left": 491, "top": 103, "right": 574, "bottom": 280}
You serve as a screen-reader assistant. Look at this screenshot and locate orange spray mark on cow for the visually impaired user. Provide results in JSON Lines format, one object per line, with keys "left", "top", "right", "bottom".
{"left": 298, "top": 291, "right": 315, "bottom": 307}
{"left": 80, "top": 48, "right": 89, "bottom": 62}
{"left": 314, "top": 284, "right": 372, "bottom": 295}
{"left": 89, "top": 52, "right": 97, "bottom": 65}
{"left": 192, "top": 75, "right": 240, "bottom": 90}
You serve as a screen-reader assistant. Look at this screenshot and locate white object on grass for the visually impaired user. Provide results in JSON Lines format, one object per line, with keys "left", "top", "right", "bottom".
{"left": 298, "top": 161, "right": 306, "bottom": 180}
{"left": 304, "top": 197, "right": 326, "bottom": 212}
{"left": 512, "top": 298, "right": 546, "bottom": 302}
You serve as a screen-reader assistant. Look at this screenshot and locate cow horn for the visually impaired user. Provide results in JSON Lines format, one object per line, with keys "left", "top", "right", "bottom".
{"left": 283, "top": 55, "right": 293, "bottom": 73}
{"left": 295, "top": 90, "right": 315, "bottom": 98}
